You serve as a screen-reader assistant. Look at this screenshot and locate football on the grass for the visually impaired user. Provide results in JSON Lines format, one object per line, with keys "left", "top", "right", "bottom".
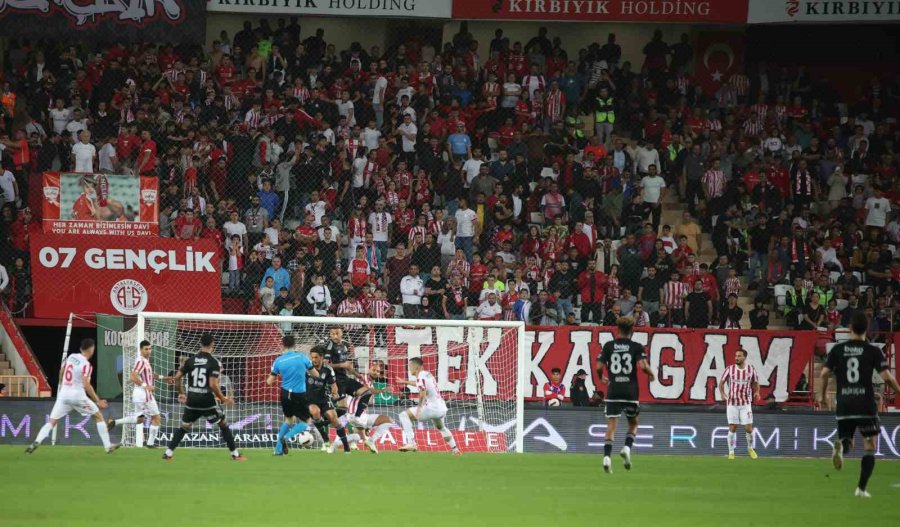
{"left": 296, "top": 431, "right": 314, "bottom": 446}
{"left": 547, "top": 399, "right": 560, "bottom": 407}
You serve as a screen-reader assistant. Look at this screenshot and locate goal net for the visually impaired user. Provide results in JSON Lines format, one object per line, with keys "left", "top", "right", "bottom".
{"left": 121, "top": 312, "right": 525, "bottom": 453}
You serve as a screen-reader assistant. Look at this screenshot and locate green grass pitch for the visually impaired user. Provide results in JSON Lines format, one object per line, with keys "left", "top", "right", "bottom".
{"left": 1, "top": 446, "right": 898, "bottom": 526}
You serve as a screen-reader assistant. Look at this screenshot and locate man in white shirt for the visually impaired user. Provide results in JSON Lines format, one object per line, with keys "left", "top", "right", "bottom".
{"left": 49, "top": 99, "right": 71, "bottom": 135}
{"left": 98, "top": 137, "right": 118, "bottom": 173}
{"left": 476, "top": 292, "right": 503, "bottom": 320}
{"left": 362, "top": 120, "right": 382, "bottom": 151}
{"left": 864, "top": 187, "right": 890, "bottom": 235}
{"left": 454, "top": 197, "right": 478, "bottom": 262}
{"left": 396, "top": 113, "right": 417, "bottom": 166}
{"left": 65, "top": 109, "right": 89, "bottom": 143}
{"left": 400, "top": 264, "right": 424, "bottom": 318}
{"left": 640, "top": 164, "right": 667, "bottom": 230}
{"left": 634, "top": 140, "right": 661, "bottom": 176}
{"left": 223, "top": 210, "right": 249, "bottom": 250}
{"left": 72, "top": 130, "right": 97, "bottom": 173}
{"left": 372, "top": 72, "right": 389, "bottom": 128}
{"left": 317, "top": 215, "right": 341, "bottom": 241}
{"left": 461, "top": 149, "right": 485, "bottom": 187}
{"left": 0, "top": 167, "right": 18, "bottom": 207}
{"left": 304, "top": 189, "right": 327, "bottom": 227}
{"left": 369, "top": 200, "right": 392, "bottom": 269}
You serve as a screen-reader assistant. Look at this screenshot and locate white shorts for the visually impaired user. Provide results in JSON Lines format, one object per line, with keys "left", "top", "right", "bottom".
{"left": 50, "top": 394, "right": 99, "bottom": 420}
{"left": 343, "top": 412, "right": 379, "bottom": 429}
{"left": 412, "top": 404, "right": 447, "bottom": 422}
{"left": 132, "top": 388, "right": 161, "bottom": 417}
{"left": 726, "top": 404, "right": 753, "bottom": 425}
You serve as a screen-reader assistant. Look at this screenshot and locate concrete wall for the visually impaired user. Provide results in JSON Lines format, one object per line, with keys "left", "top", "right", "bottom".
{"left": 206, "top": 13, "right": 392, "bottom": 53}
{"left": 442, "top": 20, "right": 697, "bottom": 67}
{"left": 206, "top": 14, "right": 696, "bottom": 68}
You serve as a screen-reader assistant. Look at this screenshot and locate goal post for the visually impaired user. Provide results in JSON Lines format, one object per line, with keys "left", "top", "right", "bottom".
{"left": 125, "top": 312, "right": 526, "bottom": 453}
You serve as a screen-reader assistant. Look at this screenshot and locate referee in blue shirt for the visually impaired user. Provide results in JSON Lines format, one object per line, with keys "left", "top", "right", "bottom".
{"left": 266, "top": 335, "right": 318, "bottom": 455}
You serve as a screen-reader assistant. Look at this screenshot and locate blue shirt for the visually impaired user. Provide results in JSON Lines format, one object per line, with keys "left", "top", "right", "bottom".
{"left": 261, "top": 266, "right": 290, "bottom": 292}
{"left": 257, "top": 190, "right": 281, "bottom": 219}
{"left": 447, "top": 133, "right": 471, "bottom": 155}
{"left": 270, "top": 351, "right": 313, "bottom": 393}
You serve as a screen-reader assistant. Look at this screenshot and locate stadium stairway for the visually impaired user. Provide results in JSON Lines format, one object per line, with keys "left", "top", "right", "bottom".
{"left": 659, "top": 192, "right": 788, "bottom": 330}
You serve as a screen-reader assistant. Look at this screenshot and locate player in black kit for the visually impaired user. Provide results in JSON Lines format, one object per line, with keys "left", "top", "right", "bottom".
{"left": 818, "top": 312, "right": 900, "bottom": 497}
{"left": 597, "top": 316, "right": 655, "bottom": 473}
{"left": 323, "top": 326, "right": 374, "bottom": 426}
{"left": 163, "top": 333, "right": 246, "bottom": 461}
{"left": 307, "top": 346, "right": 353, "bottom": 453}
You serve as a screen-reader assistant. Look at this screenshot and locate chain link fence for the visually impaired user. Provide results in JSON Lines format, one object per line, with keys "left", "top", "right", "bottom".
{"left": 1, "top": 24, "right": 897, "bottom": 330}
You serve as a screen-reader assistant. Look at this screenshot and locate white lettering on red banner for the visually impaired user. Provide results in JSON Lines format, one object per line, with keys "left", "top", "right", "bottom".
{"left": 451, "top": 0, "right": 748, "bottom": 22}
{"left": 30, "top": 233, "right": 221, "bottom": 319}
{"left": 207, "top": 0, "right": 452, "bottom": 17}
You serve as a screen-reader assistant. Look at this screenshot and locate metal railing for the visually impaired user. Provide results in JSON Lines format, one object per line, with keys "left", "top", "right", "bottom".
{"left": 0, "top": 374, "right": 39, "bottom": 397}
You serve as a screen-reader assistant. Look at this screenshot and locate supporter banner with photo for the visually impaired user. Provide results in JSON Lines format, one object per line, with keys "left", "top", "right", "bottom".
{"left": 524, "top": 327, "right": 818, "bottom": 404}
{"left": 207, "top": 0, "right": 453, "bottom": 17}
{"left": 693, "top": 31, "right": 746, "bottom": 96}
{"left": 0, "top": 0, "right": 207, "bottom": 44}
{"left": 451, "top": 0, "right": 748, "bottom": 23}
{"left": 748, "top": 0, "right": 900, "bottom": 23}
{"left": 29, "top": 233, "right": 222, "bottom": 319}
{"left": 42, "top": 172, "right": 159, "bottom": 236}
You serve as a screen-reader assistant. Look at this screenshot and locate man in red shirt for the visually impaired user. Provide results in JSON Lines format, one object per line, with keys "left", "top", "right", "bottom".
{"left": 216, "top": 55, "right": 237, "bottom": 86}
{"left": 577, "top": 259, "right": 606, "bottom": 324}
{"left": 172, "top": 209, "right": 202, "bottom": 240}
{"left": 137, "top": 129, "right": 157, "bottom": 176}
{"left": 468, "top": 253, "right": 488, "bottom": 303}
{"left": 294, "top": 212, "right": 317, "bottom": 250}
{"left": 347, "top": 245, "right": 372, "bottom": 291}
{"left": 566, "top": 221, "right": 593, "bottom": 263}
{"left": 9, "top": 207, "right": 40, "bottom": 256}
{"left": 116, "top": 125, "right": 140, "bottom": 169}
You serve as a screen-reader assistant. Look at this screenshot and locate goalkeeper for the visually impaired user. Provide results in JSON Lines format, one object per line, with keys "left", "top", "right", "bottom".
{"left": 266, "top": 335, "right": 319, "bottom": 456}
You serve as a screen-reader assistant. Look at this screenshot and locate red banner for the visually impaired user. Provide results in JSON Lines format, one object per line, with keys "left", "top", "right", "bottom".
{"left": 42, "top": 172, "right": 159, "bottom": 236}
{"left": 29, "top": 233, "right": 222, "bottom": 318}
{"left": 526, "top": 327, "right": 818, "bottom": 404}
{"left": 693, "top": 31, "right": 747, "bottom": 96}
{"left": 452, "top": 0, "right": 748, "bottom": 23}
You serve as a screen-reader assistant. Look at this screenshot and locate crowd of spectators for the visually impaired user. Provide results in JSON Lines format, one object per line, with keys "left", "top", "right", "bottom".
{"left": 0, "top": 20, "right": 898, "bottom": 332}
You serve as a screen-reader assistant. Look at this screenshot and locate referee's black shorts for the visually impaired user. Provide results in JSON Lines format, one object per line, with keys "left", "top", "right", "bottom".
{"left": 280, "top": 389, "right": 310, "bottom": 420}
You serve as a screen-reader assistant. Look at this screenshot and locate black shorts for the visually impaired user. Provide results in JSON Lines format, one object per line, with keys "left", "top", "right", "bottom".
{"left": 307, "top": 397, "right": 336, "bottom": 415}
{"left": 182, "top": 407, "right": 225, "bottom": 425}
{"left": 605, "top": 401, "right": 640, "bottom": 419}
{"left": 337, "top": 377, "right": 364, "bottom": 396}
{"left": 837, "top": 417, "right": 881, "bottom": 440}
{"left": 280, "top": 390, "right": 310, "bottom": 420}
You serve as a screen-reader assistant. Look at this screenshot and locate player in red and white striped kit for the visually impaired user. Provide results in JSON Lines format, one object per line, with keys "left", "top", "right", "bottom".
{"left": 718, "top": 348, "right": 760, "bottom": 460}
{"left": 333, "top": 360, "right": 395, "bottom": 454}
{"left": 26, "top": 339, "right": 120, "bottom": 454}
{"left": 107, "top": 340, "right": 163, "bottom": 448}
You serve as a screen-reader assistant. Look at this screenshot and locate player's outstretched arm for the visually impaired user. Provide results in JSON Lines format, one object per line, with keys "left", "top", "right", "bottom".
{"left": 817, "top": 366, "right": 832, "bottom": 407}
{"left": 172, "top": 370, "right": 187, "bottom": 403}
{"left": 880, "top": 370, "right": 900, "bottom": 395}
{"left": 265, "top": 373, "right": 279, "bottom": 386}
{"left": 210, "top": 377, "right": 233, "bottom": 406}
{"left": 639, "top": 359, "right": 656, "bottom": 382}
{"left": 83, "top": 375, "right": 107, "bottom": 409}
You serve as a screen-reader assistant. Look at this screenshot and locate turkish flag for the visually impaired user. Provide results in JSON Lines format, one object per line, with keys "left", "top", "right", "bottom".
{"left": 694, "top": 32, "right": 746, "bottom": 97}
